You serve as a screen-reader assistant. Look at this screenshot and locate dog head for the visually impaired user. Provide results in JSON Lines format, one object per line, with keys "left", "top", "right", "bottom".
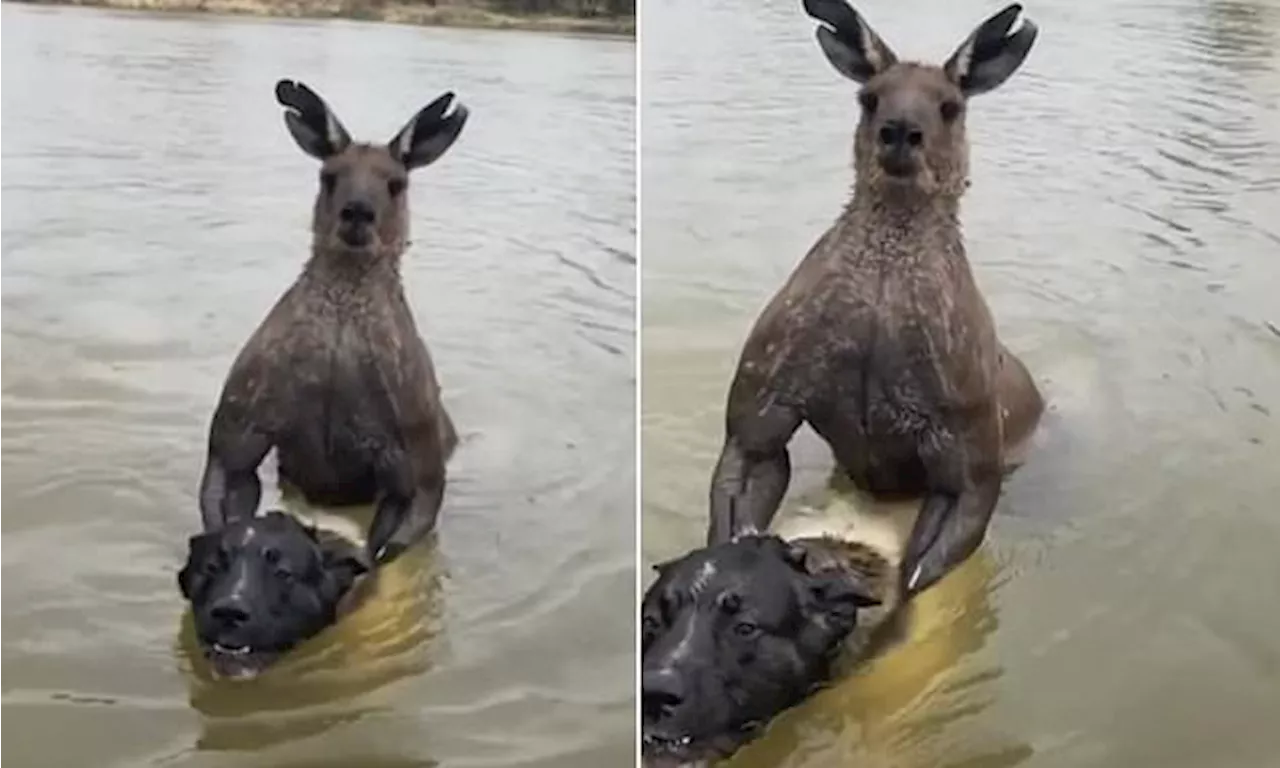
{"left": 178, "top": 510, "right": 369, "bottom": 680}
{"left": 640, "top": 535, "right": 880, "bottom": 764}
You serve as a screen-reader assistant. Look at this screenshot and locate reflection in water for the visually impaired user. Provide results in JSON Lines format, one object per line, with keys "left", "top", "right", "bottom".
{"left": 175, "top": 504, "right": 445, "bottom": 753}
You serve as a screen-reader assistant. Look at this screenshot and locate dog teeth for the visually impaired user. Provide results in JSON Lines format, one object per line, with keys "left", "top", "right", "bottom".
{"left": 642, "top": 733, "right": 693, "bottom": 750}
{"left": 213, "top": 643, "right": 252, "bottom": 656}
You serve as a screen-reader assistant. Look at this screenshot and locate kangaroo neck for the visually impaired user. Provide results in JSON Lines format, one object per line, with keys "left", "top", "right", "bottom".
{"left": 844, "top": 180, "right": 960, "bottom": 227}
{"left": 832, "top": 182, "right": 963, "bottom": 264}
{"left": 302, "top": 246, "right": 403, "bottom": 291}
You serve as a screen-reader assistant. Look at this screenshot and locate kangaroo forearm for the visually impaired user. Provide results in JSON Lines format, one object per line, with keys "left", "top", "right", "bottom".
{"left": 199, "top": 458, "right": 261, "bottom": 531}
{"left": 904, "top": 475, "right": 1001, "bottom": 595}
{"left": 708, "top": 440, "right": 791, "bottom": 545}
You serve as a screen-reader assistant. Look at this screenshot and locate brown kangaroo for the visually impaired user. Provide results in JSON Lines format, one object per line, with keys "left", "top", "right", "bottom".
{"left": 708, "top": 1, "right": 1045, "bottom": 598}
{"left": 198, "top": 80, "right": 468, "bottom": 566}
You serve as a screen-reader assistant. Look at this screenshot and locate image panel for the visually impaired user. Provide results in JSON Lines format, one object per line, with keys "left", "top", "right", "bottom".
{"left": 639, "top": 0, "right": 1280, "bottom": 766}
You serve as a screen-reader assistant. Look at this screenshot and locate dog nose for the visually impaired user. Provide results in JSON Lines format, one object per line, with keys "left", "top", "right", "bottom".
{"left": 209, "top": 598, "right": 251, "bottom": 628}
{"left": 339, "top": 200, "right": 376, "bottom": 225}
{"left": 642, "top": 668, "right": 685, "bottom": 718}
{"left": 879, "top": 119, "right": 923, "bottom": 148}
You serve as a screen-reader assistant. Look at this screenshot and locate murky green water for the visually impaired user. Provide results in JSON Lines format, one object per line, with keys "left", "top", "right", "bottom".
{"left": 642, "top": 0, "right": 1280, "bottom": 766}
{"left": 2, "top": 5, "right": 635, "bottom": 767}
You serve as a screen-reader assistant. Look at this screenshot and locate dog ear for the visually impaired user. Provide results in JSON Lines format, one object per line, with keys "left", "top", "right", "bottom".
{"left": 318, "top": 534, "right": 371, "bottom": 595}
{"left": 754, "top": 533, "right": 808, "bottom": 572}
{"left": 650, "top": 553, "right": 685, "bottom": 576}
{"left": 178, "top": 531, "right": 220, "bottom": 600}
{"left": 783, "top": 542, "right": 809, "bottom": 571}
{"left": 807, "top": 569, "right": 881, "bottom": 635}
{"left": 647, "top": 552, "right": 692, "bottom": 593}
{"left": 643, "top": 556, "right": 680, "bottom": 609}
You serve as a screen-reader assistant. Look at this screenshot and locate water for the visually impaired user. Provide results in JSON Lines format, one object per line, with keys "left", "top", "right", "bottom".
{"left": 1, "top": 5, "right": 635, "bottom": 767}
{"left": 642, "top": 0, "right": 1280, "bottom": 766}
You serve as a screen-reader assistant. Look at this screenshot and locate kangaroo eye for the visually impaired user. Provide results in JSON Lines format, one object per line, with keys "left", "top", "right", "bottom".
{"left": 940, "top": 99, "right": 962, "bottom": 122}
{"left": 858, "top": 91, "right": 879, "bottom": 114}
{"left": 320, "top": 171, "right": 337, "bottom": 193}
{"left": 387, "top": 178, "right": 406, "bottom": 196}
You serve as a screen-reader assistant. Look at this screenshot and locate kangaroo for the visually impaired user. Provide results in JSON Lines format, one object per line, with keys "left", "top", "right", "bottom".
{"left": 198, "top": 80, "right": 468, "bottom": 566}
{"left": 707, "top": 1, "right": 1045, "bottom": 600}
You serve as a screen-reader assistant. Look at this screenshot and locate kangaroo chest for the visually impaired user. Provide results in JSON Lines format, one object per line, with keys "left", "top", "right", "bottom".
{"left": 265, "top": 286, "right": 433, "bottom": 499}
{"left": 765, "top": 240, "right": 997, "bottom": 492}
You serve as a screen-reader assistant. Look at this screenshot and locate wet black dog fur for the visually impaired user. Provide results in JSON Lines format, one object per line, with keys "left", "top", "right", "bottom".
{"left": 178, "top": 510, "right": 369, "bottom": 680}
{"left": 640, "top": 535, "right": 880, "bottom": 764}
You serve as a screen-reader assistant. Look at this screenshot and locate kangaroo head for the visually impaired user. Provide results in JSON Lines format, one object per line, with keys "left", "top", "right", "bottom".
{"left": 803, "top": 1, "right": 1037, "bottom": 198}
{"left": 274, "top": 79, "right": 469, "bottom": 258}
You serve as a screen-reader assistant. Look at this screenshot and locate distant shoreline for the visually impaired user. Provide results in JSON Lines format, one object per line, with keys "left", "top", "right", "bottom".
{"left": 5, "top": 0, "right": 636, "bottom": 37}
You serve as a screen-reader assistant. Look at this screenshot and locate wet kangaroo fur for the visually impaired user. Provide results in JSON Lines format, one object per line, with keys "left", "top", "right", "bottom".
{"left": 199, "top": 80, "right": 468, "bottom": 565}
{"left": 709, "top": 1, "right": 1046, "bottom": 598}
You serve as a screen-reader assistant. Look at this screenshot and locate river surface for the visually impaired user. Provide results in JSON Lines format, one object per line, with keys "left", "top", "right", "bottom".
{"left": 642, "top": 0, "right": 1280, "bottom": 766}
{"left": 1, "top": 5, "right": 635, "bottom": 767}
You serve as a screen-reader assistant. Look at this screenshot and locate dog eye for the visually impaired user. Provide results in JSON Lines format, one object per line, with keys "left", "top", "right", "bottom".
{"left": 387, "top": 178, "right": 406, "bottom": 196}
{"left": 858, "top": 91, "right": 879, "bottom": 114}
{"left": 263, "top": 547, "right": 280, "bottom": 565}
{"left": 733, "top": 620, "right": 760, "bottom": 639}
{"left": 201, "top": 551, "right": 226, "bottom": 576}
{"left": 940, "top": 99, "right": 962, "bottom": 122}
{"left": 320, "top": 171, "right": 337, "bottom": 193}
{"left": 275, "top": 568, "right": 296, "bottom": 584}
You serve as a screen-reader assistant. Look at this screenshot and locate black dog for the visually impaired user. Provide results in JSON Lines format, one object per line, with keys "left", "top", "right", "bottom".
{"left": 179, "top": 511, "right": 369, "bottom": 680}
{"left": 641, "top": 534, "right": 887, "bottom": 766}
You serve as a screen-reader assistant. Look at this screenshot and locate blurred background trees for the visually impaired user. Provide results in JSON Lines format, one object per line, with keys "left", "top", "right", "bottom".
{"left": 489, "top": 0, "right": 633, "bottom": 16}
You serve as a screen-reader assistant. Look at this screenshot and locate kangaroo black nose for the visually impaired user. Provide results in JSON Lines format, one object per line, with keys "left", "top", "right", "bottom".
{"left": 209, "top": 599, "right": 251, "bottom": 628}
{"left": 339, "top": 200, "right": 376, "bottom": 225}
{"left": 879, "top": 119, "right": 923, "bottom": 148}
{"left": 642, "top": 668, "right": 686, "bottom": 719}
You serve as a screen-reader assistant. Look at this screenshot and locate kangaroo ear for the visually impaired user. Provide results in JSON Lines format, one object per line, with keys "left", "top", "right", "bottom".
{"left": 275, "top": 79, "right": 352, "bottom": 160}
{"left": 803, "top": 0, "right": 898, "bottom": 83}
{"left": 943, "top": 4, "right": 1038, "bottom": 97}
{"left": 388, "top": 92, "right": 469, "bottom": 171}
